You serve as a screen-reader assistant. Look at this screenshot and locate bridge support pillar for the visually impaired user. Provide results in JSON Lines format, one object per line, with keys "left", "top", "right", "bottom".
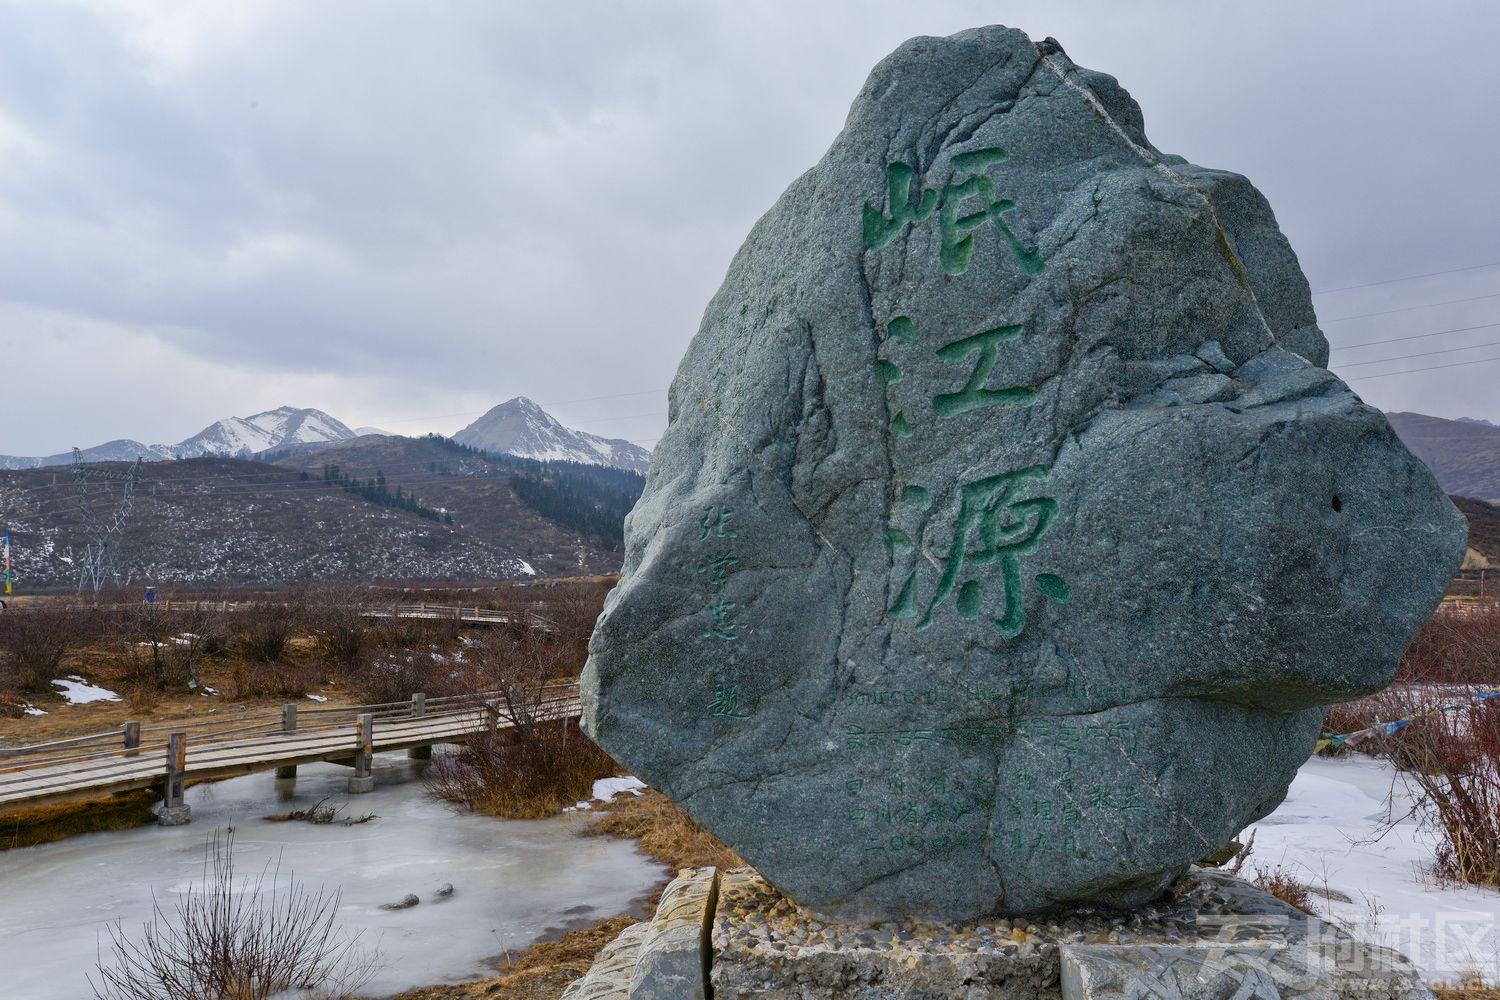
{"left": 158, "top": 732, "right": 192, "bottom": 826}
{"left": 276, "top": 704, "right": 298, "bottom": 779}
{"left": 349, "top": 713, "right": 375, "bottom": 794}
{"left": 407, "top": 693, "right": 432, "bottom": 760}
{"left": 122, "top": 721, "right": 141, "bottom": 758}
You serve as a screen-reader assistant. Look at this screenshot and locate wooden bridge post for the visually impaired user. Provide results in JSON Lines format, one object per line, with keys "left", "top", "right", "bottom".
{"left": 349, "top": 712, "right": 375, "bottom": 793}
{"left": 407, "top": 693, "right": 432, "bottom": 760}
{"left": 485, "top": 699, "right": 500, "bottom": 748}
{"left": 122, "top": 721, "right": 141, "bottom": 758}
{"left": 275, "top": 704, "right": 298, "bottom": 780}
{"left": 159, "top": 733, "right": 191, "bottom": 826}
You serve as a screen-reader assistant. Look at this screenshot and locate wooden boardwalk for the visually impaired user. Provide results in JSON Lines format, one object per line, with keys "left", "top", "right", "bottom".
{"left": 43, "top": 600, "right": 557, "bottom": 631}
{"left": 0, "top": 686, "right": 580, "bottom": 814}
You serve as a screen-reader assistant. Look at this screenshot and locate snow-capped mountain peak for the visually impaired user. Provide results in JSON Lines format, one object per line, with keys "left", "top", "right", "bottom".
{"left": 171, "top": 406, "right": 356, "bottom": 458}
{"left": 453, "top": 397, "right": 651, "bottom": 474}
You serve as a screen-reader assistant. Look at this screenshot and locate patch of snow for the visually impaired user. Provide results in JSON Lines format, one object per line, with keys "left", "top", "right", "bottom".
{"left": 592, "top": 776, "right": 645, "bottom": 803}
{"left": 52, "top": 676, "right": 121, "bottom": 704}
{"left": 518, "top": 559, "right": 537, "bottom": 577}
{"left": 21, "top": 703, "right": 46, "bottom": 716}
{"left": 305, "top": 693, "right": 329, "bottom": 702}
{"left": 1243, "top": 755, "right": 1500, "bottom": 983}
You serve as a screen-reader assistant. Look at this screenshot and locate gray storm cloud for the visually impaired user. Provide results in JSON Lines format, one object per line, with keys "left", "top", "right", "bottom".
{"left": 0, "top": 0, "right": 1496, "bottom": 454}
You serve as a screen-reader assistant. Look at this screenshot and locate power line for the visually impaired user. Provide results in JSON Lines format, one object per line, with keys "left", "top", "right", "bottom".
{"left": 1330, "top": 320, "right": 1500, "bottom": 352}
{"left": 1321, "top": 290, "right": 1500, "bottom": 324}
{"left": 1347, "top": 354, "right": 1500, "bottom": 382}
{"left": 1337, "top": 339, "right": 1500, "bottom": 370}
{"left": 1312, "top": 260, "right": 1500, "bottom": 295}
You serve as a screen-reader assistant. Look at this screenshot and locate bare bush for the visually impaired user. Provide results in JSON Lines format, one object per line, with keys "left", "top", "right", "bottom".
{"left": 425, "top": 628, "right": 616, "bottom": 818}
{"left": 0, "top": 606, "right": 78, "bottom": 693}
{"left": 1399, "top": 609, "right": 1500, "bottom": 685}
{"left": 237, "top": 602, "right": 300, "bottom": 664}
{"left": 306, "top": 585, "right": 373, "bottom": 674}
{"left": 546, "top": 581, "right": 611, "bottom": 661}
{"left": 90, "top": 829, "right": 373, "bottom": 1000}
{"left": 117, "top": 602, "right": 222, "bottom": 694}
{"left": 226, "top": 660, "right": 319, "bottom": 701}
{"left": 1349, "top": 676, "right": 1500, "bottom": 888}
{"left": 1390, "top": 698, "right": 1500, "bottom": 887}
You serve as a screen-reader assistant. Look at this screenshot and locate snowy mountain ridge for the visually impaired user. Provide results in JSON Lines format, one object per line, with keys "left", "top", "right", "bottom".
{"left": 0, "top": 400, "right": 651, "bottom": 474}
{"left": 173, "top": 406, "right": 356, "bottom": 458}
{"left": 452, "top": 397, "right": 651, "bottom": 474}
{"left": 0, "top": 406, "right": 356, "bottom": 469}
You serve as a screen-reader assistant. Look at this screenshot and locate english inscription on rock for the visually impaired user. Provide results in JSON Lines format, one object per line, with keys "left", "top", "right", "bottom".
{"left": 582, "top": 25, "right": 1467, "bottom": 922}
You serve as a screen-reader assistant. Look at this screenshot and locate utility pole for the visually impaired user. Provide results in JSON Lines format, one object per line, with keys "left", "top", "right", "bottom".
{"left": 71, "top": 451, "right": 142, "bottom": 600}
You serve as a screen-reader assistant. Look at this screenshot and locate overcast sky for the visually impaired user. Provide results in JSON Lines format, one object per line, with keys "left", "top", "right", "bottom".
{"left": 2, "top": 1, "right": 1497, "bottom": 456}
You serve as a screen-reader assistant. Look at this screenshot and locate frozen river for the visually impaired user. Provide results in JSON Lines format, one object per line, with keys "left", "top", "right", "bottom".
{"left": 0, "top": 752, "right": 665, "bottom": 998}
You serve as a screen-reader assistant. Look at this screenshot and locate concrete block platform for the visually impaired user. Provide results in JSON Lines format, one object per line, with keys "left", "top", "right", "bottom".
{"left": 563, "top": 867, "right": 1433, "bottom": 1000}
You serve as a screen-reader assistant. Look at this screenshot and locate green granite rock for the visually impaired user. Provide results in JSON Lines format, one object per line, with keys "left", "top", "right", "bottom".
{"left": 582, "top": 25, "right": 1466, "bottom": 922}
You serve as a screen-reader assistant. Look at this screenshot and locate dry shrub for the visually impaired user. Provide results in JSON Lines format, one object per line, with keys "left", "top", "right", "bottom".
{"left": 424, "top": 624, "right": 617, "bottom": 817}
{"left": 1435, "top": 975, "right": 1500, "bottom": 1000}
{"left": 306, "top": 585, "right": 373, "bottom": 673}
{"left": 544, "top": 582, "right": 611, "bottom": 660}
{"left": 588, "top": 790, "right": 743, "bottom": 872}
{"left": 1381, "top": 696, "right": 1500, "bottom": 887}
{"left": 1250, "top": 862, "right": 1316, "bottom": 915}
{"left": 226, "top": 660, "right": 319, "bottom": 701}
{"left": 353, "top": 646, "right": 461, "bottom": 705}
{"left": 116, "top": 603, "right": 222, "bottom": 696}
{"left": 371, "top": 614, "right": 460, "bottom": 653}
{"left": 236, "top": 602, "right": 300, "bottom": 664}
{"left": 91, "top": 829, "right": 372, "bottom": 1000}
{"left": 426, "top": 724, "right": 618, "bottom": 820}
{"left": 0, "top": 606, "right": 78, "bottom": 693}
{"left": 1399, "top": 609, "right": 1500, "bottom": 685}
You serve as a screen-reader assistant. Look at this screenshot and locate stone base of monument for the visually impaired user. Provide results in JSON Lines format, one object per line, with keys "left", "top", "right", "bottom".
{"left": 562, "top": 866, "right": 1433, "bottom": 1000}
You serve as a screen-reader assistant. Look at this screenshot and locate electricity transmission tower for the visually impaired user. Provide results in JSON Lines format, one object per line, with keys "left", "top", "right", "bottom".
{"left": 71, "top": 450, "right": 143, "bottom": 600}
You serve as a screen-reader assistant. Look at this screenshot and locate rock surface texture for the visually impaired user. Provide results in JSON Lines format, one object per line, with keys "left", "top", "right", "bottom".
{"left": 582, "top": 25, "right": 1467, "bottom": 922}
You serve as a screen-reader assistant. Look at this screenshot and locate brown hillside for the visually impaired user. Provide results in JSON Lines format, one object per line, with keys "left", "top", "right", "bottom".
{"left": 1387, "top": 412, "right": 1500, "bottom": 502}
{"left": 1453, "top": 495, "right": 1500, "bottom": 564}
{"left": 271, "top": 435, "right": 609, "bottom": 574}
{"left": 0, "top": 453, "right": 618, "bottom": 589}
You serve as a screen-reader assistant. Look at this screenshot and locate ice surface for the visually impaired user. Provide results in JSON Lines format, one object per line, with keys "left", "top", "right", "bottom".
{"left": 0, "top": 753, "right": 664, "bottom": 998}
{"left": 1244, "top": 754, "right": 1500, "bottom": 982}
{"left": 52, "top": 675, "right": 121, "bottom": 704}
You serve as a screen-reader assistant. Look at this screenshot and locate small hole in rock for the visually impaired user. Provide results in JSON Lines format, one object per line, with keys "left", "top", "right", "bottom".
{"left": 1331, "top": 494, "right": 1342, "bottom": 512}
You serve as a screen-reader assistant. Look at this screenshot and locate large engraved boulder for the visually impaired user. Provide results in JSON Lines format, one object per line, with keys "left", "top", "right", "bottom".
{"left": 581, "top": 25, "right": 1466, "bottom": 922}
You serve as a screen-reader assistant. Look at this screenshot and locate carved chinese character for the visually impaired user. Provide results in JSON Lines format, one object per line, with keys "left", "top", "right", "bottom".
{"left": 709, "top": 681, "right": 750, "bottom": 719}
{"left": 893, "top": 464, "right": 1071, "bottom": 638}
{"left": 933, "top": 325, "right": 1036, "bottom": 417}
{"left": 697, "top": 551, "right": 739, "bottom": 590}
{"left": 700, "top": 506, "right": 736, "bottom": 539}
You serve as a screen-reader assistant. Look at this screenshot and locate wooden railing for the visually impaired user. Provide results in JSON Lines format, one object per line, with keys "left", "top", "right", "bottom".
{"left": 0, "top": 683, "right": 581, "bottom": 811}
